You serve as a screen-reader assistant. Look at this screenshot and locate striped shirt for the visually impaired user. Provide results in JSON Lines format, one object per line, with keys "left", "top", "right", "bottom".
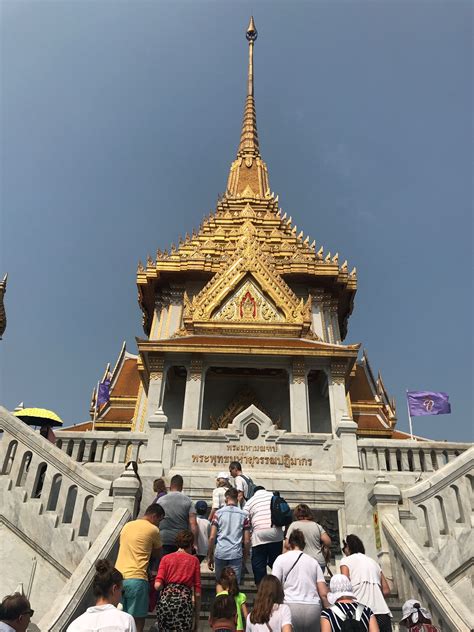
{"left": 244, "top": 490, "right": 283, "bottom": 546}
{"left": 321, "top": 602, "right": 373, "bottom": 632}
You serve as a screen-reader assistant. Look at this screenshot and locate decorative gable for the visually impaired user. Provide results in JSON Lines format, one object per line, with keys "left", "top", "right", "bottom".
{"left": 181, "top": 220, "right": 314, "bottom": 338}
{"left": 212, "top": 278, "right": 284, "bottom": 324}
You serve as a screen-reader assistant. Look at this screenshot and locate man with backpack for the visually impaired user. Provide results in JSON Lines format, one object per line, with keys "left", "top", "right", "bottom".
{"left": 243, "top": 485, "right": 285, "bottom": 585}
{"left": 229, "top": 461, "right": 256, "bottom": 507}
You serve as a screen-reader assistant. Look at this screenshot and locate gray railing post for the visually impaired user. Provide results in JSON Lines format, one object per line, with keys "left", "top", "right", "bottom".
{"left": 368, "top": 475, "right": 401, "bottom": 594}
{"left": 112, "top": 463, "right": 141, "bottom": 517}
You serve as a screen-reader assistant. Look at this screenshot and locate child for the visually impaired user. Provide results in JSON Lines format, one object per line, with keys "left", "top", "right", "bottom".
{"left": 209, "top": 594, "right": 237, "bottom": 632}
{"left": 196, "top": 500, "right": 211, "bottom": 563}
{"left": 216, "top": 566, "right": 248, "bottom": 632}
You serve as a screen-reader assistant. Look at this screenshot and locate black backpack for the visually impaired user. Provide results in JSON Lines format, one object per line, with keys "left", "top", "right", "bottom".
{"left": 331, "top": 604, "right": 366, "bottom": 632}
{"left": 270, "top": 491, "right": 292, "bottom": 527}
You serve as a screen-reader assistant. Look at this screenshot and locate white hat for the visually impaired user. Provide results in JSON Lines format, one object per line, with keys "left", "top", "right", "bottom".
{"left": 216, "top": 471, "right": 230, "bottom": 480}
{"left": 400, "top": 599, "right": 432, "bottom": 623}
{"left": 327, "top": 574, "right": 357, "bottom": 605}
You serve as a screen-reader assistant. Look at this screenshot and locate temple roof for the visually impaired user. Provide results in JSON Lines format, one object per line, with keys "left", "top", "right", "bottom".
{"left": 88, "top": 342, "right": 139, "bottom": 431}
{"left": 137, "top": 18, "right": 357, "bottom": 338}
{"left": 348, "top": 351, "right": 397, "bottom": 437}
{"left": 137, "top": 334, "right": 360, "bottom": 356}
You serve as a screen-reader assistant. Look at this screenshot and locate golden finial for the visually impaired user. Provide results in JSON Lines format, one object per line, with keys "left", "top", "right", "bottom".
{"left": 237, "top": 17, "right": 260, "bottom": 158}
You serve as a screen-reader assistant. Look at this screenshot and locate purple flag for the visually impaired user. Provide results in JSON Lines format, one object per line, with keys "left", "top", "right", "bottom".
{"left": 407, "top": 391, "right": 451, "bottom": 416}
{"left": 97, "top": 378, "right": 111, "bottom": 406}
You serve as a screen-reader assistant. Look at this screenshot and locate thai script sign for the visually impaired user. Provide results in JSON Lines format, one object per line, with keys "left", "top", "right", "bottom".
{"left": 191, "top": 453, "right": 312, "bottom": 468}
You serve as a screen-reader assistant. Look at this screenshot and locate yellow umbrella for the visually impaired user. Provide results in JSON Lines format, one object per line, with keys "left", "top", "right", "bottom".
{"left": 14, "top": 407, "right": 64, "bottom": 427}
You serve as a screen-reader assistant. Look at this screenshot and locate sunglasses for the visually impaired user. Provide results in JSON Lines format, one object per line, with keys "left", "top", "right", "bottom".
{"left": 22, "top": 609, "right": 34, "bottom": 617}
{"left": 341, "top": 539, "right": 348, "bottom": 553}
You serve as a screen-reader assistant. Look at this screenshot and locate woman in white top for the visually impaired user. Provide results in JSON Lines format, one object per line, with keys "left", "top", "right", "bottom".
{"left": 246, "top": 575, "right": 292, "bottom": 632}
{"left": 340, "top": 534, "right": 391, "bottom": 632}
{"left": 284, "top": 504, "right": 332, "bottom": 572}
{"left": 67, "top": 559, "right": 136, "bottom": 632}
{"left": 209, "top": 471, "right": 231, "bottom": 521}
{"left": 272, "top": 529, "right": 329, "bottom": 632}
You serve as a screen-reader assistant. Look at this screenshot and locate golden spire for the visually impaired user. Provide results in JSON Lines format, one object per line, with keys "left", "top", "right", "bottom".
{"left": 227, "top": 17, "right": 270, "bottom": 199}
{"left": 238, "top": 17, "right": 259, "bottom": 158}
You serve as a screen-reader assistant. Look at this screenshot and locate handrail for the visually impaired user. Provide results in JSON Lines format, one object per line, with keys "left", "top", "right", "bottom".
{"left": 36, "top": 508, "right": 130, "bottom": 632}
{"left": 0, "top": 407, "right": 111, "bottom": 494}
{"left": 382, "top": 515, "right": 473, "bottom": 631}
{"left": 401, "top": 446, "right": 473, "bottom": 504}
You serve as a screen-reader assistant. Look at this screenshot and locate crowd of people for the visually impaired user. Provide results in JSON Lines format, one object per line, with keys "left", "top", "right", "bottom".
{"left": 0, "top": 462, "right": 441, "bottom": 632}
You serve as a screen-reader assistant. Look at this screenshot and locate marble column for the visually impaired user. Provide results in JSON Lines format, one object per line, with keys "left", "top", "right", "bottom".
{"left": 182, "top": 357, "right": 204, "bottom": 430}
{"left": 289, "top": 359, "right": 310, "bottom": 433}
{"left": 327, "top": 361, "right": 349, "bottom": 435}
{"left": 145, "top": 355, "right": 168, "bottom": 463}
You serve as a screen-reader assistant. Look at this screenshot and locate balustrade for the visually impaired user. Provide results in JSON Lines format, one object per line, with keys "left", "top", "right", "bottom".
{"left": 358, "top": 439, "right": 469, "bottom": 474}
{"left": 401, "top": 447, "right": 473, "bottom": 551}
{"left": 54, "top": 431, "right": 147, "bottom": 465}
{"left": 0, "top": 408, "right": 116, "bottom": 549}
{"left": 383, "top": 516, "right": 473, "bottom": 631}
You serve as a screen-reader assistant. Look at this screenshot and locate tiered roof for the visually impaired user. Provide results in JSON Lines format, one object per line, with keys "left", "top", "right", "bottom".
{"left": 137, "top": 17, "right": 356, "bottom": 338}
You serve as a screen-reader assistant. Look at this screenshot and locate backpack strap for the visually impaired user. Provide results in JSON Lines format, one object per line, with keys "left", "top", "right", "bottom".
{"left": 330, "top": 604, "right": 347, "bottom": 622}
{"left": 354, "top": 603, "right": 365, "bottom": 621}
{"left": 239, "top": 474, "right": 250, "bottom": 498}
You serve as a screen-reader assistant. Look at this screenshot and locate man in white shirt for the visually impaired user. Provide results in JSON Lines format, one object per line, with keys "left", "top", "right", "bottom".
{"left": 244, "top": 486, "right": 284, "bottom": 584}
{"left": 0, "top": 593, "right": 33, "bottom": 632}
{"left": 229, "top": 461, "right": 249, "bottom": 507}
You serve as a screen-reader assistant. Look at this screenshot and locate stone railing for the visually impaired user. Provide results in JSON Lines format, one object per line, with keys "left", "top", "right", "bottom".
{"left": 358, "top": 438, "right": 470, "bottom": 474}
{"left": 0, "top": 408, "right": 115, "bottom": 560}
{"left": 399, "top": 447, "right": 473, "bottom": 587}
{"left": 0, "top": 408, "right": 141, "bottom": 625}
{"left": 54, "top": 430, "right": 147, "bottom": 464}
{"left": 383, "top": 515, "right": 473, "bottom": 631}
{"left": 37, "top": 508, "right": 131, "bottom": 632}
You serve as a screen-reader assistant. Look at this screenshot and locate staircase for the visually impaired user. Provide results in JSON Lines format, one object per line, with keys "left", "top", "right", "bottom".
{"left": 0, "top": 407, "right": 138, "bottom": 626}
{"left": 142, "top": 568, "right": 406, "bottom": 632}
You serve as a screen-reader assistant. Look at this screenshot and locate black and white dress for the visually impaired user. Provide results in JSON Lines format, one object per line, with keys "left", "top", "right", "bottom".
{"left": 321, "top": 602, "right": 373, "bottom": 632}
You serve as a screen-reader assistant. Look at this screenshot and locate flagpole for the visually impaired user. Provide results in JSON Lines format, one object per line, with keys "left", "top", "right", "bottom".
{"left": 406, "top": 390, "right": 414, "bottom": 440}
{"left": 92, "top": 380, "right": 100, "bottom": 431}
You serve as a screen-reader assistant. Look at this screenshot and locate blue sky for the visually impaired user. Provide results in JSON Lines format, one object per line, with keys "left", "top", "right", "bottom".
{"left": 1, "top": 1, "right": 472, "bottom": 442}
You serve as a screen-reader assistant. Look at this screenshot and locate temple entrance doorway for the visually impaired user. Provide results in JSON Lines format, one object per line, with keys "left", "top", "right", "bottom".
{"left": 201, "top": 366, "right": 290, "bottom": 431}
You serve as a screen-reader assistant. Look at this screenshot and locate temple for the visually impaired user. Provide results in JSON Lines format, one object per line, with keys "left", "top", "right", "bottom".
{"left": 88, "top": 17, "right": 399, "bottom": 446}
{"left": 0, "top": 19, "right": 472, "bottom": 632}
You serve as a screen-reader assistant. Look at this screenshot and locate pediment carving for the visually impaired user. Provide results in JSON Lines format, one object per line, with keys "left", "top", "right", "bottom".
{"left": 182, "top": 221, "right": 313, "bottom": 338}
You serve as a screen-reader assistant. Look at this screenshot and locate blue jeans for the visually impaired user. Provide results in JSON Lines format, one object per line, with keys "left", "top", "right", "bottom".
{"left": 214, "top": 556, "right": 243, "bottom": 583}
{"left": 251, "top": 540, "right": 283, "bottom": 585}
